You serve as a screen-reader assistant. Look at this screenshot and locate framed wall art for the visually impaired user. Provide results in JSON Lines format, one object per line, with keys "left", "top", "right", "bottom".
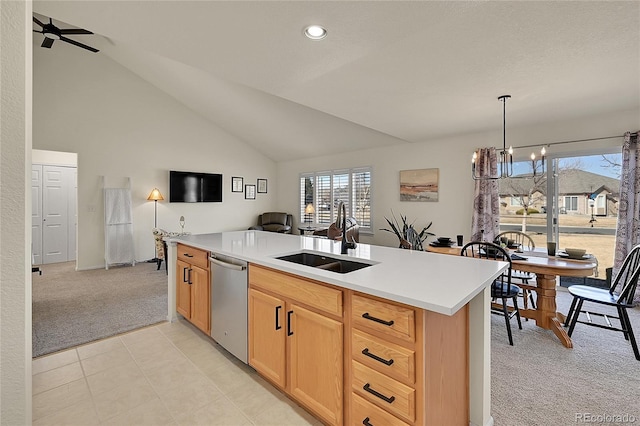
{"left": 232, "top": 176, "right": 243, "bottom": 193}
{"left": 257, "top": 178, "right": 268, "bottom": 193}
{"left": 399, "top": 168, "right": 439, "bottom": 202}
{"left": 245, "top": 184, "right": 256, "bottom": 200}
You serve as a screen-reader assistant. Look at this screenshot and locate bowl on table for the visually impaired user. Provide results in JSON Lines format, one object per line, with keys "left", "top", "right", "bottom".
{"left": 564, "top": 248, "right": 586, "bottom": 259}
{"left": 437, "top": 237, "right": 451, "bottom": 244}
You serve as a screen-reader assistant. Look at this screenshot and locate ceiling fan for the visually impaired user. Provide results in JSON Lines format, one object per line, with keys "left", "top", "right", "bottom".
{"left": 33, "top": 16, "right": 99, "bottom": 53}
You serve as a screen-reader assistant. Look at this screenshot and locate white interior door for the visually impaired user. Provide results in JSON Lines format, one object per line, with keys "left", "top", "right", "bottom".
{"left": 42, "top": 166, "right": 69, "bottom": 264}
{"left": 68, "top": 169, "right": 77, "bottom": 261}
{"left": 31, "top": 165, "right": 43, "bottom": 265}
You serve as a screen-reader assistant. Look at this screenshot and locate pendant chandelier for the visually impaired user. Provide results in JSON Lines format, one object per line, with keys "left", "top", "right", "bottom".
{"left": 472, "top": 95, "right": 546, "bottom": 180}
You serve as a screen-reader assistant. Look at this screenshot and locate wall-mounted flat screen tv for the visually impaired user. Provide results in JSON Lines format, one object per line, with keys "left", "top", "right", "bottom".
{"left": 169, "top": 170, "right": 223, "bottom": 203}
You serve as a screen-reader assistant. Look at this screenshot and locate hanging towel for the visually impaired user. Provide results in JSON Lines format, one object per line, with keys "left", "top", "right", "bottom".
{"left": 104, "top": 188, "right": 135, "bottom": 267}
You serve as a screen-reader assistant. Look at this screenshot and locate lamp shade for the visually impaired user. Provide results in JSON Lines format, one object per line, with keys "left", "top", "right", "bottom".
{"left": 305, "top": 203, "right": 315, "bottom": 214}
{"left": 147, "top": 188, "right": 164, "bottom": 201}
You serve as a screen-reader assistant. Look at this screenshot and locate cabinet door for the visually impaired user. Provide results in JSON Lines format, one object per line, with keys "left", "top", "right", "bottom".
{"left": 289, "top": 304, "right": 343, "bottom": 426}
{"left": 176, "top": 259, "right": 191, "bottom": 319}
{"left": 248, "top": 289, "right": 286, "bottom": 389}
{"left": 190, "top": 264, "right": 210, "bottom": 334}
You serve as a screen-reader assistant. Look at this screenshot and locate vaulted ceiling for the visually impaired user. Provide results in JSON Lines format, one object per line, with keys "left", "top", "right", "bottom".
{"left": 33, "top": 1, "right": 640, "bottom": 162}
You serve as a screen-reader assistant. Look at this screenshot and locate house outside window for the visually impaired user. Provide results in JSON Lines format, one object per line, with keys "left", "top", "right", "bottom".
{"left": 510, "top": 197, "right": 523, "bottom": 206}
{"left": 300, "top": 167, "right": 372, "bottom": 233}
{"left": 564, "top": 196, "right": 578, "bottom": 212}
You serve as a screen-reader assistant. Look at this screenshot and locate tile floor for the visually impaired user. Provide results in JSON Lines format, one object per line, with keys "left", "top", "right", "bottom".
{"left": 32, "top": 319, "right": 323, "bottom": 425}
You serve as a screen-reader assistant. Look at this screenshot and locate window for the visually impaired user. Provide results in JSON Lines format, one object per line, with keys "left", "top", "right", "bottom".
{"left": 510, "top": 197, "right": 523, "bottom": 206}
{"left": 300, "top": 167, "right": 372, "bottom": 232}
{"left": 564, "top": 196, "right": 578, "bottom": 212}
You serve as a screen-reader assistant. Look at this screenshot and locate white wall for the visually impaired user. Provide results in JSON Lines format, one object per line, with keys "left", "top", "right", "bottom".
{"left": 33, "top": 41, "right": 277, "bottom": 270}
{"left": 277, "top": 108, "right": 639, "bottom": 249}
{"left": 0, "top": 0, "right": 32, "bottom": 423}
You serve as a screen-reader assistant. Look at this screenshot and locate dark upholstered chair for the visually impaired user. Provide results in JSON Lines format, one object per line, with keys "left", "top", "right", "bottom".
{"left": 249, "top": 212, "right": 293, "bottom": 233}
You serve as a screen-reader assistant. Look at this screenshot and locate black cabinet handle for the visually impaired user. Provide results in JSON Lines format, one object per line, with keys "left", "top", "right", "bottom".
{"left": 362, "top": 348, "right": 394, "bottom": 366}
{"left": 187, "top": 268, "right": 192, "bottom": 284}
{"left": 363, "top": 383, "right": 395, "bottom": 404}
{"left": 363, "top": 417, "right": 373, "bottom": 426}
{"left": 287, "top": 310, "right": 294, "bottom": 336}
{"left": 362, "top": 312, "right": 394, "bottom": 327}
{"left": 275, "top": 306, "right": 282, "bottom": 330}
{"left": 183, "top": 253, "right": 193, "bottom": 258}
{"left": 183, "top": 267, "right": 189, "bottom": 283}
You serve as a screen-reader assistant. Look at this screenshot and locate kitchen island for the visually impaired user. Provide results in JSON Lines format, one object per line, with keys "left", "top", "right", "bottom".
{"left": 167, "top": 230, "right": 507, "bottom": 426}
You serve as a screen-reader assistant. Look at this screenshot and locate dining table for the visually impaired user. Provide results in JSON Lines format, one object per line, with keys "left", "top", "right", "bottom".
{"left": 425, "top": 244, "right": 598, "bottom": 348}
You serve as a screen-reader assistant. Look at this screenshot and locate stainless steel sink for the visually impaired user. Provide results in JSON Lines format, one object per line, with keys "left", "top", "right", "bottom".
{"left": 275, "top": 252, "right": 373, "bottom": 274}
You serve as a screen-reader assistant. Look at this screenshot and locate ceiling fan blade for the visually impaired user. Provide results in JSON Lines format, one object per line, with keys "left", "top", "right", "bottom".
{"left": 33, "top": 16, "right": 45, "bottom": 27}
{"left": 59, "top": 36, "right": 99, "bottom": 53}
{"left": 41, "top": 37, "right": 54, "bottom": 49}
{"left": 59, "top": 28, "right": 93, "bottom": 35}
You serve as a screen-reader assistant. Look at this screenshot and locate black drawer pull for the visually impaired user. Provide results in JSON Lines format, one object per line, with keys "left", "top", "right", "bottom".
{"left": 362, "top": 348, "right": 394, "bottom": 366}
{"left": 287, "top": 310, "right": 294, "bottom": 336}
{"left": 183, "top": 267, "right": 189, "bottom": 283}
{"left": 363, "top": 383, "right": 395, "bottom": 404}
{"left": 362, "top": 312, "right": 394, "bottom": 327}
{"left": 275, "top": 306, "right": 282, "bottom": 330}
{"left": 363, "top": 417, "right": 373, "bottom": 426}
{"left": 183, "top": 253, "right": 193, "bottom": 258}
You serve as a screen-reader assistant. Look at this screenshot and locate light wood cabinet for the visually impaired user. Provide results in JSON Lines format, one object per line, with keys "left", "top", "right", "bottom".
{"left": 349, "top": 291, "right": 469, "bottom": 426}
{"left": 176, "top": 244, "right": 210, "bottom": 334}
{"left": 249, "top": 265, "right": 343, "bottom": 426}
{"left": 248, "top": 288, "right": 286, "bottom": 388}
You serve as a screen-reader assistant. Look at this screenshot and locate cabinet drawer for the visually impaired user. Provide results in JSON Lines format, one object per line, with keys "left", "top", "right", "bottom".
{"left": 351, "top": 393, "right": 410, "bottom": 426}
{"left": 249, "top": 265, "right": 343, "bottom": 317}
{"left": 352, "top": 361, "right": 415, "bottom": 423}
{"left": 176, "top": 244, "right": 210, "bottom": 269}
{"left": 352, "top": 294, "right": 415, "bottom": 342}
{"left": 352, "top": 329, "right": 415, "bottom": 384}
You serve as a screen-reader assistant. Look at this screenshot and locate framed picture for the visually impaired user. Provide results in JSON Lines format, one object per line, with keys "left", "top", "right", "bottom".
{"left": 245, "top": 184, "right": 256, "bottom": 200}
{"left": 257, "top": 178, "right": 268, "bottom": 193}
{"left": 399, "top": 168, "right": 439, "bottom": 202}
{"left": 231, "top": 176, "right": 243, "bottom": 193}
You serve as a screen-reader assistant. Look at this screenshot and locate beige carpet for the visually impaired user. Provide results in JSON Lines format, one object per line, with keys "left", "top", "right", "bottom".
{"left": 32, "top": 261, "right": 168, "bottom": 358}
{"left": 491, "top": 287, "right": 640, "bottom": 425}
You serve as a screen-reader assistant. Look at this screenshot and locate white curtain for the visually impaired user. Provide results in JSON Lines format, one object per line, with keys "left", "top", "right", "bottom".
{"left": 613, "top": 131, "right": 640, "bottom": 299}
{"left": 471, "top": 147, "right": 500, "bottom": 242}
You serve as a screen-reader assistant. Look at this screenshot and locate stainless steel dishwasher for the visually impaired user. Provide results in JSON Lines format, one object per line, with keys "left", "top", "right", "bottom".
{"left": 209, "top": 253, "right": 248, "bottom": 364}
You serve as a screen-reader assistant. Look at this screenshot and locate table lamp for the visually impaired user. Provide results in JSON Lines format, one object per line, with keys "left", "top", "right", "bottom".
{"left": 304, "top": 204, "right": 315, "bottom": 229}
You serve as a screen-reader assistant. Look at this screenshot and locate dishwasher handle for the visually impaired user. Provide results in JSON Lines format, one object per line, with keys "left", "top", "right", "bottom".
{"left": 209, "top": 256, "right": 246, "bottom": 271}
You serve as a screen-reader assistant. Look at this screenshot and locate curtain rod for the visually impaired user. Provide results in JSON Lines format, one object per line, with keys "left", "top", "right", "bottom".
{"left": 514, "top": 132, "right": 638, "bottom": 150}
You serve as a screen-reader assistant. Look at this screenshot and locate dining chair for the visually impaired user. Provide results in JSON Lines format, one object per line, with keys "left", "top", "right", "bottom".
{"left": 461, "top": 241, "right": 522, "bottom": 345}
{"left": 495, "top": 230, "right": 537, "bottom": 313}
{"left": 564, "top": 244, "right": 640, "bottom": 360}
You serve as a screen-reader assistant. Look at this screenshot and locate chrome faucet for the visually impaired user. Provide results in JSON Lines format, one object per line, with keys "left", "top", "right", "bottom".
{"left": 339, "top": 201, "right": 357, "bottom": 254}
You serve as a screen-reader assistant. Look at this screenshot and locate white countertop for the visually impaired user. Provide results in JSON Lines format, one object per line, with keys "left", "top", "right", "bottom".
{"left": 168, "top": 231, "right": 508, "bottom": 316}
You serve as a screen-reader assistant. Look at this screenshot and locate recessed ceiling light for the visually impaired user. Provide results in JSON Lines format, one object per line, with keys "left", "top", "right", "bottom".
{"left": 304, "top": 25, "right": 327, "bottom": 40}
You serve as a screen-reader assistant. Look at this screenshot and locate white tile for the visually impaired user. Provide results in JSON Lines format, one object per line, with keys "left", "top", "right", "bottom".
{"left": 32, "top": 398, "right": 100, "bottom": 426}
{"left": 32, "top": 362, "right": 84, "bottom": 395}
{"left": 32, "top": 378, "right": 91, "bottom": 421}
{"left": 176, "top": 394, "right": 252, "bottom": 426}
{"left": 76, "top": 336, "right": 125, "bottom": 360}
{"left": 32, "top": 349, "right": 79, "bottom": 375}
{"left": 80, "top": 345, "right": 134, "bottom": 376}
{"left": 101, "top": 397, "right": 176, "bottom": 426}
{"left": 92, "top": 376, "right": 158, "bottom": 421}
{"left": 156, "top": 377, "right": 224, "bottom": 417}
{"left": 86, "top": 360, "right": 145, "bottom": 396}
